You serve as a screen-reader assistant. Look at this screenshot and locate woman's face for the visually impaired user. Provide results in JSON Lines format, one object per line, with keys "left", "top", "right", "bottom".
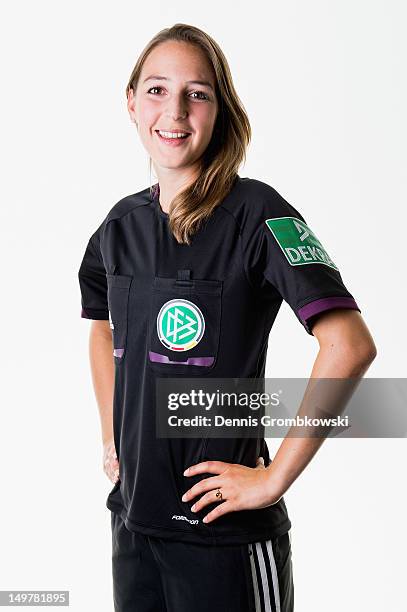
{"left": 128, "top": 41, "right": 219, "bottom": 174}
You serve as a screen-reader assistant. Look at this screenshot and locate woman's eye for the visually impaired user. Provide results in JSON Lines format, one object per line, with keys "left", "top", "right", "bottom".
{"left": 147, "top": 87, "right": 209, "bottom": 101}
{"left": 189, "top": 91, "right": 209, "bottom": 100}
{"left": 147, "top": 86, "right": 163, "bottom": 95}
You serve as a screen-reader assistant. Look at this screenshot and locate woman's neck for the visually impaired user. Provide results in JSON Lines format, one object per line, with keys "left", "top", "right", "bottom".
{"left": 154, "top": 167, "right": 199, "bottom": 213}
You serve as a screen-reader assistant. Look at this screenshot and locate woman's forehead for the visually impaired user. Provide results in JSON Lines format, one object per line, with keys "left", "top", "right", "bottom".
{"left": 141, "top": 41, "right": 215, "bottom": 84}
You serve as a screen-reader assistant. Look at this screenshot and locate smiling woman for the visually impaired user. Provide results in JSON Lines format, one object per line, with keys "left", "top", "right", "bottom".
{"left": 128, "top": 40, "right": 220, "bottom": 194}
{"left": 78, "top": 21, "right": 375, "bottom": 612}
{"left": 125, "top": 29, "right": 250, "bottom": 244}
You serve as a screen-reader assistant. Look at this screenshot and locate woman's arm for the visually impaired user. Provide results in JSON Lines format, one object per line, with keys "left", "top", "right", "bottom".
{"left": 89, "top": 320, "right": 119, "bottom": 484}
{"left": 182, "top": 309, "right": 377, "bottom": 523}
{"left": 263, "top": 309, "right": 377, "bottom": 499}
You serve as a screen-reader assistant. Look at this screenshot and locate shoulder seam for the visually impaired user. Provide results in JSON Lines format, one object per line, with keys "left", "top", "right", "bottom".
{"left": 219, "top": 202, "right": 258, "bottom": 293}
{"left": 104, "top": 192, "right": 151, "bottom": 227}
{"left": 106, "top": 201, "right": 151, "bottom": 226}
{"left": 218, "top": 203, "right": 243, "bottom": 234}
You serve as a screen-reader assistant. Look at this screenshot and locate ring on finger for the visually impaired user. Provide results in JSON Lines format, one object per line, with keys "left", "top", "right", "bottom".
{"left": 215, "top": 488, "right": 223, "bottom": 501}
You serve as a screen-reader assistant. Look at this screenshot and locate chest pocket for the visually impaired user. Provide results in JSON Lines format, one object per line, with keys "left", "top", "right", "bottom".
{"left": 148, "top": 269, "right": 222, "bottom": 375}
{"left": 106, "top": 274, "right": 133, "bottom": 365}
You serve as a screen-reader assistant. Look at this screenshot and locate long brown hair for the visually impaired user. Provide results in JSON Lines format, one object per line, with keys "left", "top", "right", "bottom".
{"left": 126, "top": 23, "right": 251, "bottom": 245}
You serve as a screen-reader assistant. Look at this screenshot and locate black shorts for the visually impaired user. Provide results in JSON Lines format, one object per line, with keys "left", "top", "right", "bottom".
{"left": 111, "top": 511, "right": 294, "bottom": 612}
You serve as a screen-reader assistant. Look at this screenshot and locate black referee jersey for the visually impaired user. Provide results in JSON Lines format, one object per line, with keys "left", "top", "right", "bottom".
{"left": 78, "top": 175, "right": 360, "bottom": 546}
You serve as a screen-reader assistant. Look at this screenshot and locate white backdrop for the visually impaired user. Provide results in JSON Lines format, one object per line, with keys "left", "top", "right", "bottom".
{"left": 1, "top": 1, "right": 406, "bottom": 610}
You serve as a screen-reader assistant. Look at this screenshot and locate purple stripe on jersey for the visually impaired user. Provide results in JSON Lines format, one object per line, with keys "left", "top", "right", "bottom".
{"left": 113, "top": 348, "right": 124, "bottom": 358}
{"left": 151, "top": 183, "right": 160, "bottom": 200}
{"left": 149, "top": 351, "right": 214, "bottom": 366}
{"left": 298, "top": 297, "right": 360, "bottom": 324}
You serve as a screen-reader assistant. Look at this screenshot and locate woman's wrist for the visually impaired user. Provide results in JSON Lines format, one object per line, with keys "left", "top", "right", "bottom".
{"left": 263, "top": 464, "right": 287, "bottom": 505}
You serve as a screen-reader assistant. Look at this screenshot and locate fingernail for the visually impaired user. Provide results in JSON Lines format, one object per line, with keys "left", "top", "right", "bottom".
{"left": 183, "top": 468, "right": 189, "bottom": 476}
{"left": 191, "top": 504, "right": 196, "bottom": 512}
{"left": 181, "top": 494, "right": 187, "bottom": 502}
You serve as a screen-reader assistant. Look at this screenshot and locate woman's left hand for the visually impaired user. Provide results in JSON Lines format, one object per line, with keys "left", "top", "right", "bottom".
{"left": 181, "top": 457, "right": 284, "bottom": 524}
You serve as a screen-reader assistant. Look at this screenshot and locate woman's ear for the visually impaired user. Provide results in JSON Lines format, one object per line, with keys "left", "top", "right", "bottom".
{"left": 127, "top": 88, "right": 138, "bottom": 126}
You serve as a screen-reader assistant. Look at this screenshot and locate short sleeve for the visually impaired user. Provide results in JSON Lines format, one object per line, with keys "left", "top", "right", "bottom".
{"left": 242, "top": 192, "right": 361, "bottom": 335}
{"left": 78, "top": 231, "right": 109, "bottom": 320}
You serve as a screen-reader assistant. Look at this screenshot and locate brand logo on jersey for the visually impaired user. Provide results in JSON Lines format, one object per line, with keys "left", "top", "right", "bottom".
{"left": 157, "top": 299, "right": 205, "bottom": 351}
{"left": 265, "top": 217, "right": 338, "bottom": 270}
{"left": 171, "top": 514, "right": 199, "bottom": 525}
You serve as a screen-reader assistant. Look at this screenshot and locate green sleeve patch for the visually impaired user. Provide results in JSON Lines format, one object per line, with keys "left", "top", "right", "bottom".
{"left": 264, "top": 217, "right": 338, "bottom": 271}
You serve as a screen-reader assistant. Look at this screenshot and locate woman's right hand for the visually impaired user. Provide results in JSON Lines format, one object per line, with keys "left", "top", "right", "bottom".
{"left": 103, "top": 438, "right": 120, "bottom": 484}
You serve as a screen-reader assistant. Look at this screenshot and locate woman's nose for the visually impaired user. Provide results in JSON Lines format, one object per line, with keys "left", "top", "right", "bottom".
{"left": 164, "top": 95, "right": 188, "bottom": 121}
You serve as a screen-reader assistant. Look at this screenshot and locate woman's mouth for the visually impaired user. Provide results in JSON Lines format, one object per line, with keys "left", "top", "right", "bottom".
{"left": 155, "top": 130, "right": 191, "bottom": 146}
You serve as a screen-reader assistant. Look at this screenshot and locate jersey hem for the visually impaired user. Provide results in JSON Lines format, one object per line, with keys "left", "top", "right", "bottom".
{"left": 107, "top": 500, "right": 292, "bottom": 546}
{"left": 81, "top": 307, "right": 109, "bottom": 320}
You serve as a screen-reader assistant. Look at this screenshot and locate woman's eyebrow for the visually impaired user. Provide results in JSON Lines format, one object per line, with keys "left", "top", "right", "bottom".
{"left": 143, "top": 75, "right": 214, "bottom": 90}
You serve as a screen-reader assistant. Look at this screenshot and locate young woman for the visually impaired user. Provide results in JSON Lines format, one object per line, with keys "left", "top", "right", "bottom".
{"left": 78, "top": 23, "right": 376, "bottom": 612}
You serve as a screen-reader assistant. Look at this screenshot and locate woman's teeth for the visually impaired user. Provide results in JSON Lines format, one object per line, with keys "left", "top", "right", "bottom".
{"left": 157, "top": 130, "right": 189, "bottom": 139}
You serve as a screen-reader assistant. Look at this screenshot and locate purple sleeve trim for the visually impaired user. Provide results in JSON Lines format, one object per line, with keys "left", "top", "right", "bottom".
{"left": 298, "top": 297, "right": 361, "bottom": 333}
